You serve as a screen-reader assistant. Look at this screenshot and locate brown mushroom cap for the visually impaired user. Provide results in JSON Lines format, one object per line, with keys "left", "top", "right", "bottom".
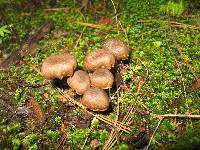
{"left": 90, "top": 68, "right": 114, "bottom": 89}
{"left": 84, "top": 49, "right": 115, "bottom": 71}
{"left": 102, "top": 38, "right": 129, "bottom": 60}
{"left": 41, "top": 53, "right": 77, "bottom": 80}
{"left": 67, "top": 70, "right": 90, "bottom": 95}
{"left": 81, "top": 88, "right": 109, "bottom": 111}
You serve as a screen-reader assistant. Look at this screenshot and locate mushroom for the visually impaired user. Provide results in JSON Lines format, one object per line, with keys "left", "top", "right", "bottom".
{"left": 90, "top": 139, "right": 99, "bottom": 150}
{"left": 41, "top": 53, "right": 77, "bottom": 80}
{"left": 81, "top": 88, "right": 109, "bottom": 111}
{"left": 102, "top": 38, "right": 129, "bottom": 60}
{"left": 90, "top": 68, "right": 114, "bottom": 89}
{"left": 67, "top": 70, "right": 90, "bottom": 95}
{"left": 84, "top": 49, "right": 115, "bottom": 71}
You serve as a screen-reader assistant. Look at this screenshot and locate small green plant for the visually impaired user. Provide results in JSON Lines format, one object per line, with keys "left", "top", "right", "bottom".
{"left": 68, "top": 128, "right": 91, "bottom": 148}
{"left": 91, "top": 117, "right": 100, "bottom": 129}
{"left": 28, "top": 144, "right": 38, "bottom": 150}
{"left": 119, "top": 143, "right": 129, "bottom": 150}
{"left": 46, "top": 130, "right": 60, "bottom": 142}
{"left": 122, "top": 64, "right": 143, "bottom": 82}
{"left": 13, "top": 88, "right": 27, "bottom": 106}
{"left": 2, "top": 123, "right": 21, "bottom": 134}
{"left": 22, "top": 134, "right": 38, "bottom": 146}
{"left": 55, "top": 116, "right": 62, "bottom": 125}
{"left": 0, "top": 123, "right": 22, "bottom": 149}
{"left": 0, "top": 25, "right": 11, "bottom": 44}
{"left": 50, "top": 90, "right": 59, "bottom": 110}
{"left": 12, "top": 138, "right": 21, "bottom": 150}
{"left": 91, "top": 129, "right": 109, "bottom": 147}
{"left": 160, "top": 1, "right": 185, "bottom": 17}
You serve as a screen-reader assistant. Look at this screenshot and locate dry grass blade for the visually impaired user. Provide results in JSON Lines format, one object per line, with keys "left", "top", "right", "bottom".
{"left": 103, "top": 105, "right": 136, "bottom": 150}
{"left": 96, "top": 115, "right": 131, "bottom": 133}
{"left": 104, "top": 101, "right": 134, "bottom": 149}
{"left": 103, "top": 129, "right": 123, "bottom": 150}
{"left": 78, "top": 22, "right": 102, "bottom": 28}
{"left": 78, "top": 22, "right": 120, "bottom": 32}
{"left": 43, "top": 7, "right": 69, "bottom": 12}
{"left": 55, "top": 87, "right": 85, "bottom": 109}
{"left": 74, "top": 26, "right": 86, "bottom": 48}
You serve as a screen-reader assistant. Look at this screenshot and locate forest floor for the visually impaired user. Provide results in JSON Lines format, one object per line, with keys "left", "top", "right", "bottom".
{"left": 0, "top": 0, "right": 200, "bottom": 149}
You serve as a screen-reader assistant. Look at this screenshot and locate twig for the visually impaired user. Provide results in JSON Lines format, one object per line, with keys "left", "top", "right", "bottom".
{"left": 147, "top": 118, "right": 163, "bottom": 150}
{"left": 138, "top": 19, "right": 200, "bottom": 30}
{"left": 110, "top": 87, "right": 121, "bottom": 100}
{"left": 43, "top": 7, "right": 69, "bottom": 12}
{"left": 138, "top": 19, "right": 160, "bottom": 23}
{"left": 78, "top": 22, "right": 102, "bottom": 28}
{"left": 56, "top": 136, "right": 67, "bottom": 150}
{"left": 103, "top": 85, "right": 120, "bottom": 150}
{"left": 103, "top": 102, "right": 137, "bottom": 150}
{"left": 16, "top": 82, "right": 48, "bottom": 88}
{"left": 78, "top": 22, "right": 121, "bottom": 32}
{"left": 153, "top": 114, "right": 200, "bottom": 119}
{"left": 0, "top": 20, "right": 54, "bottom": 67}
{"left": 74, "top": 26, "right": 86, "bottom": 48}
{"left": 110, "top": 0, "right": 119, "bottom": 33}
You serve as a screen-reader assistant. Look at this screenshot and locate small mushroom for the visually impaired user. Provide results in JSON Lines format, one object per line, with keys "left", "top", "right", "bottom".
{"left": 41, "top": 53, "right": 77, "bottom": 80}
{"left": 67, "top": 70, "right": 90, "bottom": 95}
{"left": 81, "top": 88, "right": 109, "bottom": 111}
{"left": 102, "top": 38, "right": 129, "bottom": 60}
{"left": 90, "top": 68, "right": 114, "bottom": 89}
{"left": 84, "top": 49, "right": 115, "bottom": 71}
{"left": 90, "top": 139, "right": 99, "bottom": 150}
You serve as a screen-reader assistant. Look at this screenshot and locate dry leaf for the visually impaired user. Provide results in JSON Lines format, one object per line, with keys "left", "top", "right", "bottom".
{"left": 188, "top": 78, "right": 200, "bottom": 92}
{"left": 60, "top": 122, "right": 66, "bottom": 136}
{"left": 28, "top": 98, "right": 46, "bottom": 124}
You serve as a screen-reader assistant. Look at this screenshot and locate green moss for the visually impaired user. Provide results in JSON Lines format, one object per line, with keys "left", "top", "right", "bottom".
{"left": 46, "top": 130, "right": 60, "bottom": 142}
{"left": 0, "top": 0, "right": 200, "bottom": 149}
{"left": 68, "top": 128, "right": 91, "bottom": 148}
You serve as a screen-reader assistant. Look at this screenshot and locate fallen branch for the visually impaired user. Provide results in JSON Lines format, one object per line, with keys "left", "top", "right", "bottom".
{"left": 0, "top": 20, "right": 54, "bottom": 67}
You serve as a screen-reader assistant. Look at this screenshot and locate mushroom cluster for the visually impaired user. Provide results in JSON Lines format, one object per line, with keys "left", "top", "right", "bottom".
{"left": 41, "top": 38, "right": 129, "bottom": 112}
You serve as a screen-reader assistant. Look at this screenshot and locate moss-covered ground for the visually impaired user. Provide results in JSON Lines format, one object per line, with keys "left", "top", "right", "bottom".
{"left": 0, "top": 0, "right": 200, "bottom": 149}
